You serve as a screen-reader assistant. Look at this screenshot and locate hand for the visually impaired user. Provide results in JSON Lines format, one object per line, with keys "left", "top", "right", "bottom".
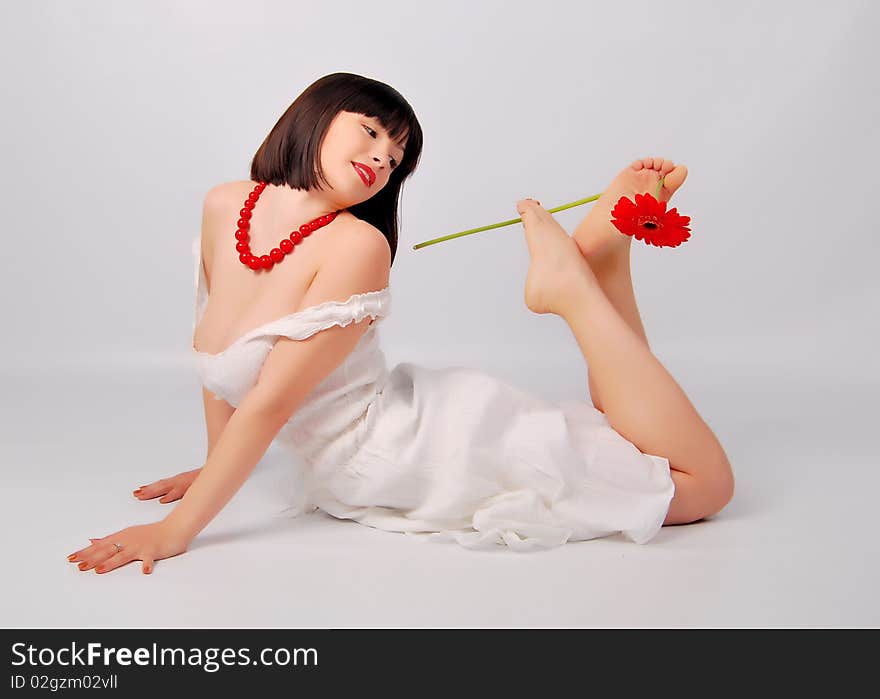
{"left": 66, "top": 522, "right": 190, "bottom": 575}
{"left": 133, "top": 468, "right": 201, "bottom": 504}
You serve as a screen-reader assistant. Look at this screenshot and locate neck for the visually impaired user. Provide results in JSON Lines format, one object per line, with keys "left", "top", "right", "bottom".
{"left": 241, "top": 183, "right": 346, "bottom": 251}
{"left": 263, "top": 183, "right": 345, "bottom": 221}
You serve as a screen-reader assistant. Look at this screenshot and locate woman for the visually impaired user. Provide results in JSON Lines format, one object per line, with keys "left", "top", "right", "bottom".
{"left": 67, "top": 72, "right": 733, "bottom": 574}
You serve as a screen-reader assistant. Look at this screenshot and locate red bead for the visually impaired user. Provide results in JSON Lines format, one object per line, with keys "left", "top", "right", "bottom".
{"left": 238, "top": 202, "right": 345, "bottom": 274}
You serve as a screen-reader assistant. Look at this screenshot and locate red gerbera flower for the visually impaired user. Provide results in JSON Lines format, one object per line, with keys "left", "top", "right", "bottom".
{"left": 610, "top": 192, "right": 691, "bottom": 248}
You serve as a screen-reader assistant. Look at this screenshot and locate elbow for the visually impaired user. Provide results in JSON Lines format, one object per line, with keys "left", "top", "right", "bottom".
{"left": 243, "top": 389, "right": 303, "bottom": 432}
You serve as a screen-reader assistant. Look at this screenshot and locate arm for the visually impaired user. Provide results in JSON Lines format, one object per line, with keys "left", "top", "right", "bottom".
{"left": 163, "top": 222, "right": 391, "bottom": 543}
{"left": 199, "top": 184, "right": 237, "bottom": 459}
{"left": 202, "top": 387, "right": 235, "bottom": 459}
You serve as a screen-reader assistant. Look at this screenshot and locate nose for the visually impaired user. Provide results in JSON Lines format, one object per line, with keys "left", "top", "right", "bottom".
{"left": 371, "top": 154, "right": 391, "bottom": 170}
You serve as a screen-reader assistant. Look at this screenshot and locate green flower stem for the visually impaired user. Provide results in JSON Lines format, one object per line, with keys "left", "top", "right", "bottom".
{"left": 655, "top": 175, "right": 665, "bottom": 200}
{"left": 411, "top": 193, "right": 602, "bottom": 250}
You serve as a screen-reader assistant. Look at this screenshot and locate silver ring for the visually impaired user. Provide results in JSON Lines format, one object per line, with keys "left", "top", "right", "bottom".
{"left": 112, "top": 542, "right": 124, "bottom": 553}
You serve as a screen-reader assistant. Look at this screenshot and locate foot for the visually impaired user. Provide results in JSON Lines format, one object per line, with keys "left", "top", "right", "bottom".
{"left": 572, "top": 157, "right": 688, "bottom": 266}
{"left": 518, "top": 198, "right": 598, "bottom": 316}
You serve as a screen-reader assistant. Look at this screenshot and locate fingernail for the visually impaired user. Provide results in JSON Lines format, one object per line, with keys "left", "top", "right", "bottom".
{"left": 78, "top": 562, "right": 88, "bottom": 570}
{"left": 68, "top": 554, "right": 77, "bottom": 562}
{"left": 95, "top": 567, "right": 104, "bottom": 573}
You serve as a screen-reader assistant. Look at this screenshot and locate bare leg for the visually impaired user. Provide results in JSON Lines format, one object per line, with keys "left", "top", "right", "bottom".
{"left": 582, "top": 251, "right": 645, "bottom": 413}
{"left": 570, "top": 157, "right": 687, "bottom": 412}
{"left": 518, "top": 196, "right": 733, "bottom": 525}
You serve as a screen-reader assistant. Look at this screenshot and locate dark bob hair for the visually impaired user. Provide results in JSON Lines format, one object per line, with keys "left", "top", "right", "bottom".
{"left": 250, "top": 72, "right": 423, "bottom": 266}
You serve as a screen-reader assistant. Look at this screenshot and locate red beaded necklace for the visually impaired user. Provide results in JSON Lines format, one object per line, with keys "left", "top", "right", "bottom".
{"left": 235, "top": 181, "right": 343, "bottom": 271}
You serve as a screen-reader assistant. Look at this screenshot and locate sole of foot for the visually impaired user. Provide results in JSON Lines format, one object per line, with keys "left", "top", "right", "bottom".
{"left": 573, "top": 156, "right": 688, "bottom": 267}
{"left": 518, "top": 198, "right": 598, "bottom": 316}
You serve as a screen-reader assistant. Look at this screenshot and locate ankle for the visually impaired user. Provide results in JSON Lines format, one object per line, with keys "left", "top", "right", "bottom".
{"left": 588, "top": 246, "right": 632, "bottom": 278}
{"left": 555, "top": 267, "right": 603, "bottom": 316}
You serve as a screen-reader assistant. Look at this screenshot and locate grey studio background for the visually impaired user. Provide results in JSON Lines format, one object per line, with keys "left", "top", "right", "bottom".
{"left": 1, "top": 0, "right": 877, "bottom": 627}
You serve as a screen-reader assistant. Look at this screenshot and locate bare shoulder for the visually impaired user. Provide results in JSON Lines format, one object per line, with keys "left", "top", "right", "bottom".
{"left": 290, "top": 216, "right": 391, "bottom": 316}
{"left": 202, "top": 180, "right": 253, "bottom": 216}
{"left": 200, "top": 180, "right": 252, "bottom": 232}
{"left": 319, "top": 214, "right": 392, "bottom": 289}
{"left": 199, "top": 181, "right": 255, "bottom": 265}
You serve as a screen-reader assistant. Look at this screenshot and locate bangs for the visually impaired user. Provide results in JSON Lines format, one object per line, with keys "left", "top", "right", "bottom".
{"left": 337, "top": 91, "right": 414, "bottom": 152}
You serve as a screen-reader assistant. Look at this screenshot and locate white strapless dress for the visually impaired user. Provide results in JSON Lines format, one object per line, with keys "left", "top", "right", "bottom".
{"left": 191, "top": 237, "right": 675, "bottom": 551}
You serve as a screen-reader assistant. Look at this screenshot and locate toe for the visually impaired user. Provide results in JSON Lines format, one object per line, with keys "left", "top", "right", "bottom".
{"left": 660, "top": 159, "right": 675, "bottom": 175}
{"left": 516, "top": 198, "right": 540, "bottom": 218}
{"left": 664, "top": 164, "right": 688, "bottom": 193}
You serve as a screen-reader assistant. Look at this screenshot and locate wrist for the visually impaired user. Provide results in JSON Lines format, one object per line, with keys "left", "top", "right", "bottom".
{"left": 160, "top": 512, "right": 198, "bottom": 547}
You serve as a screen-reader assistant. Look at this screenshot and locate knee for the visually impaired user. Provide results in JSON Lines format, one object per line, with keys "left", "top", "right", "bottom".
{"left": 706, "top": 469, "right": 735, "bottom": 516}
{"left": 666, "top": 462, "right": 735, "bottom": 525}
{"left": 698, "top": 462, "right": 735, "bottom": 520}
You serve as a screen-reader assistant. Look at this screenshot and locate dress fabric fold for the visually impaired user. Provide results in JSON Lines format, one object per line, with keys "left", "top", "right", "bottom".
{"left": 190, "top": 236, "right": 675, "bottom": 550}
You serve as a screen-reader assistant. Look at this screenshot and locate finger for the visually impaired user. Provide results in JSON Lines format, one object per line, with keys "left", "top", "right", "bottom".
{"left": 143, "top": 557, "right": 155, "bottom": 575}
{"left": 158, "top": 489, "right": 184, "bottom": 504}
{"left": 75, "top": 551, "right": 101, "bottom": 571}
{"left": 76, "top": 540, "right": 120, "bottom": 571}
{"left": 68, "top": 539, "right": 102, "bottom": 563}
{"left": 95, "top": 550, "right": 136, "bottom": 574}
{"left": 134, "top": 481, "right": 170, "bottom": 500}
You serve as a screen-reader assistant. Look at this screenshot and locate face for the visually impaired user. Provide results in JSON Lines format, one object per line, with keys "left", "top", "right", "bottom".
{"left": 317, "top": 110, "right": 408, "bottom": 205}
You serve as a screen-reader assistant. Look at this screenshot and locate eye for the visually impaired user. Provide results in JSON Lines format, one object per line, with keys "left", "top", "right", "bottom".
{"left": 363, "top": 124, "right": 398, "bottom": 169}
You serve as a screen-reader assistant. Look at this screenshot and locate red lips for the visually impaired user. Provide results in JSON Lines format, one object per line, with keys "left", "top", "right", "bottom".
{"left": 352, "top": 162, "right": 375, "bottom": 187}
